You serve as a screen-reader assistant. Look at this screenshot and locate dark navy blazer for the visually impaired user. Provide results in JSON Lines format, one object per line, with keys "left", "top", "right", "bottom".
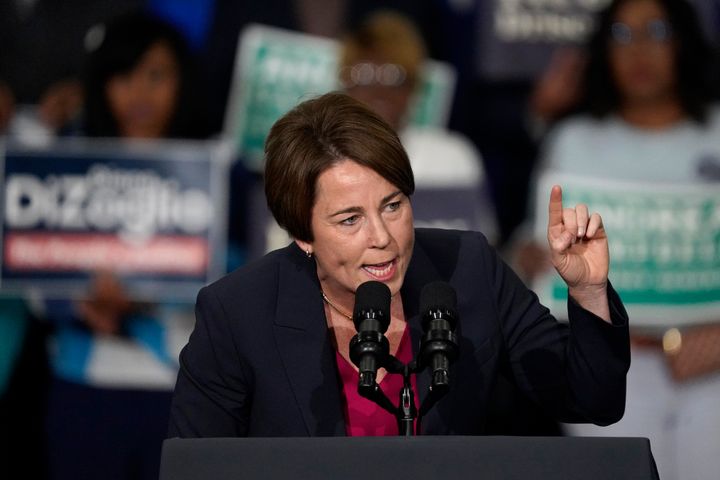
{"left": 168, "top": 229, "right": 630, "bottom": 437}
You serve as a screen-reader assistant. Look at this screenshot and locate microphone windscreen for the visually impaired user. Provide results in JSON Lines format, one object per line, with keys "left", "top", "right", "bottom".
{"left": 420, "top": 281, "right": 457, "bottom": 324}
{"left": 353, "top": 281, "right": 391, "bottom": 330}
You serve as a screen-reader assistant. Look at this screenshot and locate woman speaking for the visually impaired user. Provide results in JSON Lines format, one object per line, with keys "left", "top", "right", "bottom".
{"left": 168, "top": 92, "right": 629, "bottom": 437}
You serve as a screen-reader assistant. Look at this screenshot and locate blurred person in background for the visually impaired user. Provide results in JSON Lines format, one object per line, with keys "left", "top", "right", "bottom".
{"left": 42, "top": 11, "right": 208, "bottom": 480}
{"left": 339, "top": 10, "right": 562, "bottom": 437}
{"left": 527, "top": 0, "right": 720, "bottom": 478}
{"left": 79, "top": 5, "right": 256, "bottom": 274}
{"left": 0, "top": 0, "right": 143, "bottom": 135}
{"left": 80, "top": 10, "right": 209, "bottom": 139}
{"left": 2, "top": 4, "right": 150, "bottom": 477}
{"left": 339, "top": 10, "right": 424, "bottom": 133}
{"left": 199, "top": 0, "right": 437, "bottom": 134}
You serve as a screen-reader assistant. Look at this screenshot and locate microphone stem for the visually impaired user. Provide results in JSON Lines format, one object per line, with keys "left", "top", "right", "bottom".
{"left": 397, "top": 364, "right": 417, "bottom": 435}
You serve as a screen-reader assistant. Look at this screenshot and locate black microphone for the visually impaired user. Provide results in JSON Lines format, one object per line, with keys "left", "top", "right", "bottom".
{"left": 349, "top": 281, "right": 391, "bottom": 391}
{"left": 418, "top": 281, "right": 459, "bottom": 393}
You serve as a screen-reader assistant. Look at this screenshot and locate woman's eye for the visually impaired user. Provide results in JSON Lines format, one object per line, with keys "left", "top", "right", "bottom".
{"left": 386, "top": 201, "right": 402, "bottom": 212}
{"left": 340, "top": 215, "right": 360, "bottom": 226}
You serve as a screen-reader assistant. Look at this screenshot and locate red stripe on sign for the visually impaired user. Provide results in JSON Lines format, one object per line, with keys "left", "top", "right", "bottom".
{"left": 4, "top": 232, "right": 209, "bottom": 275}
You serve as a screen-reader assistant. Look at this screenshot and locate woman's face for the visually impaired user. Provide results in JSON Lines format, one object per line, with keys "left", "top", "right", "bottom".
{"left": 105, "top": 41, "right": 180, "bottom": 138}
{"left": 296, "top": 160, "right": 415, "bottom": 305}
{"left": 608, "top": 0, "right": 677, "bottom": 105}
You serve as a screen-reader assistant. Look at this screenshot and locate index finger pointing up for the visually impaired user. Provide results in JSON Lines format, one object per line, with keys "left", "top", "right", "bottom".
{"left": 548, "top": 184, "right": 564, "bottom": 227}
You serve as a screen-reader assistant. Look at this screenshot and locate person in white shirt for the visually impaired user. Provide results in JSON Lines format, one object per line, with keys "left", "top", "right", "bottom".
{"left": 533, "top": 1, "right": 720, "bottom": 479}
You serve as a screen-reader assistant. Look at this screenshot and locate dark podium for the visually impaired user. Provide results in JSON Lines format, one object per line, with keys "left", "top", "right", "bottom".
{"left": 160, "top": 436, "right": 659, "bottom": 480}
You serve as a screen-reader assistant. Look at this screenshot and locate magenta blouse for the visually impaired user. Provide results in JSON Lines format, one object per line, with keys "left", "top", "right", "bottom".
{"left": 335, "top": 325, "right": 419, "bottom": 436}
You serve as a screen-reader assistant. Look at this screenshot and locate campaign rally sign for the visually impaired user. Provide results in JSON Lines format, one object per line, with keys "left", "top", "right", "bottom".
{"left": 476, "top": 0, "right": 611, "bottom": 80}
{"left": 533, "top": 172, "right": 720, "bottom": 329}
{"left": 0, "top": 139, "right": 230, "bottom": 301}
{"left": 223, "top": 24, "right": 457, "bottom": 170}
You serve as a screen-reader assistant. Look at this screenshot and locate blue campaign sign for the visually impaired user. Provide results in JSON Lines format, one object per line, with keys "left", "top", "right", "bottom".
{"left": 476, "top": 0, "right": 610, "bottom": 81}
{"left": 0, "top": 139, "right": 231, "bottom": 302}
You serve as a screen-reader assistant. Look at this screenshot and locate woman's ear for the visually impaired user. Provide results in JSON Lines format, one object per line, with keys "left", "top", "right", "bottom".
{"left": 294, "top": 239, "right": 313, "bottom": 257}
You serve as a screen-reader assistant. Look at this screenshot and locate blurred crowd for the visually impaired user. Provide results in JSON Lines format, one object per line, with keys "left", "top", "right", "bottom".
{"left": 1, "top": 1, "right": 720, "bottom": 479}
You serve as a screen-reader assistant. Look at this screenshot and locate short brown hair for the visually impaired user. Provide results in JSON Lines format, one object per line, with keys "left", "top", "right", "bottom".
{"left": 264, "top": 92, "right": 415, "bottom": 242}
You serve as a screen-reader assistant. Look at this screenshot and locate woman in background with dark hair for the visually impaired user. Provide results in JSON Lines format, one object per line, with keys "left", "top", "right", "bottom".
{"left": 82, "top": 10, "right": 209, "bottom": 139}
{"left": 579, "top": 0, "right": 716, "bottom": 125}
{"left": 534, "top": 1, "right": 720, "bottom": 478}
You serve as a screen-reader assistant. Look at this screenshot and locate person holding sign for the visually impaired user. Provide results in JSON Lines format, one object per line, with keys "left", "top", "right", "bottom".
{"left": 43, "top": 11, "right": 209, "bottom": 480}
{"left": 532, "top": 0, "right": 720, "bottom": 478}
{"left": 168, "top": 92, "right": 630, "bottom": 439}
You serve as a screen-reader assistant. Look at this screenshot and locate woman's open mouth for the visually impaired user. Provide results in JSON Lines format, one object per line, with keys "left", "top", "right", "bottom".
{"left": 362, "top": 259, "right": 397, "bottom": 281}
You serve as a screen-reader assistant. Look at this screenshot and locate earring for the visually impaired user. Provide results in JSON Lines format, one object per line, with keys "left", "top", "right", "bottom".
{"left": 306, "top": 249, "right": 312, "bottom": 258}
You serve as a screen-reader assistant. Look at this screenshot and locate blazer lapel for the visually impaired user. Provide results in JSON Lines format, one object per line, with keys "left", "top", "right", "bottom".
{"left": 272, "top": 244, "right": 346, "bottom": 436}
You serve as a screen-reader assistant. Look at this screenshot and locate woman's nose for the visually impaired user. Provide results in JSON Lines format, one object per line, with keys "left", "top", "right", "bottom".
{"left": 367, "top": 215, "right": 391, "bottom": 249}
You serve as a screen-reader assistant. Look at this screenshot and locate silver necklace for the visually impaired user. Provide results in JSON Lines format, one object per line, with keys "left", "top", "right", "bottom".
{"left": 321, "top": 292, "right": 353, "bottom": 321}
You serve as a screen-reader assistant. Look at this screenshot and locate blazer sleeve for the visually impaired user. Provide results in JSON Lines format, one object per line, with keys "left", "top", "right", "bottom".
{"left": 168, "top": 285, "right": 252, "bottom": 437}
{"left": 483, "top": 235, "right": 630, "bottom": 426}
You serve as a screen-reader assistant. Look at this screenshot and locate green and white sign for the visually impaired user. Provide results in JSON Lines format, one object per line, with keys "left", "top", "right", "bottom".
{"left": 533, "top": 172, "right": 720, "bottom": 328}
{"left": 223, "top": 24, "right": 457, "bottom": 171}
